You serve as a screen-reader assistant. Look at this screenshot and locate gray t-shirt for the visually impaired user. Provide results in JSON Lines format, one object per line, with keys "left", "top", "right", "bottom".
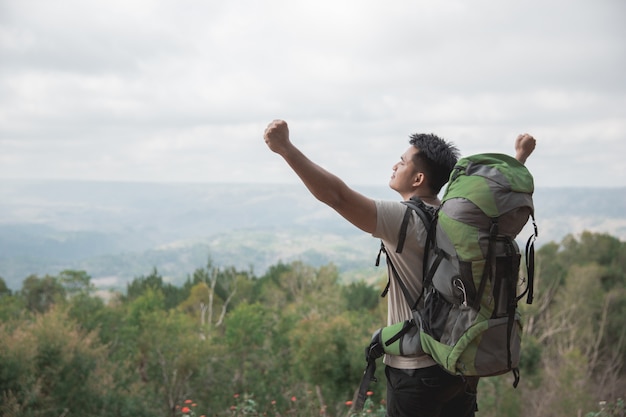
{"left": 373, "top": 199, "right": 436, "bottom": 369}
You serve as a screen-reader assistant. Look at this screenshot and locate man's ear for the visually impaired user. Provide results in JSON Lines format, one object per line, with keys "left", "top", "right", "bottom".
{"left": 412, "top": 172, "right": 425, "bottom": 187}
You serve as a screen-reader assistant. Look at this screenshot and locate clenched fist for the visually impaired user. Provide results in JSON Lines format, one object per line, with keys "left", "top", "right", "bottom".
{"left": 264, "top": 119, "right": 291, "bottom": 155}
{"left": 515, "top": 133, "right": 536, "bottom": 164}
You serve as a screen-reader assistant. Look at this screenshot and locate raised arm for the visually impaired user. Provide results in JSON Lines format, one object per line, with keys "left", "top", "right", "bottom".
{"left": 515, "top": 133, "right": 536, "bottom": 165}
{"left": 263, "top": 119, "right": 377, "bottom": 234}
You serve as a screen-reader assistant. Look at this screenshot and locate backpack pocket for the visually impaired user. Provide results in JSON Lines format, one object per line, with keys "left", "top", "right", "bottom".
{"left": 452, "top": 315, "right": 522, "bottom": 376}
{"left": 421, "top": 287, "right": 453, "bottom": 340}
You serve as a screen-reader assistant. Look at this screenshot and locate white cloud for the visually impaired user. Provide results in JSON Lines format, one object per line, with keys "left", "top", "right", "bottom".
{"left": 0, "top": 0, "right": 625, "bottom": 187}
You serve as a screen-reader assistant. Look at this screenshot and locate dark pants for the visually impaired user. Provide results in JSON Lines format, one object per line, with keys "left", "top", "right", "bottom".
{"left": 385, "top": 365, "right": 478, "bottom": 417}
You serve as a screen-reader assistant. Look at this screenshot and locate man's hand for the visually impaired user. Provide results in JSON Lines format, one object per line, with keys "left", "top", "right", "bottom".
{"left": 365, "top": 329, "right": 384, "bottom": 363}
{"left": 515, "top": 133, "right": 536, "bottom": 165}
{"left": 264, "top": 119, "right": 291, "bottom": 155}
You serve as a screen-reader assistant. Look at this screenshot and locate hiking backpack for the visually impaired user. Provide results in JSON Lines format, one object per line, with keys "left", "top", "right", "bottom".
{"left": 378, "top": 153, "right": 537, "bottom": 386}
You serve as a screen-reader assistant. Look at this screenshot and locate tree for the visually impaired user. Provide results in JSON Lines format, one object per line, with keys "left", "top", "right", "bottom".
{"left": 518, "top": 233, "right": 626, "bottom": 417}
{"left": 125, "top": 268, "right": 188, "bottom": 310}
{"left": 136, "top": 309, "right": 211, "bottom": 417}
{"left": 223, "top": 303, "right": 273, "bottom": 389}
{"left": 0, "top": 308, "right": 153, "bottom": 417}
{"left": 20, "top": 274, "right": 65, "bottom": 314}
{"left": 181, "top": 261, "right": 243, "bottom": 338}
{"left": 59, "top": 270, "right": 93, "bottom": 297}
{"left": 0, "top": 277, "right": 23, "bottom": 321}
{"left": 0, "top": 277, "right": 11, "bottom": 297}
{"left": 288, "top": 311, "right": 375, "bottom": 412}
{"left": 342, "top": 280, "right": 381, "bottom": 312}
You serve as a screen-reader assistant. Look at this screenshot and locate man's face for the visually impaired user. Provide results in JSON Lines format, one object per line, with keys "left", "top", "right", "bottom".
{"left": 389, "top": 146, "right": 420, "bottom": 194}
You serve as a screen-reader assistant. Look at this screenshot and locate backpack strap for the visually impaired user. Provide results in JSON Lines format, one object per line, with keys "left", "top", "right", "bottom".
{"left": 474, "top": 217, "right": 522, "bottom": 387}
{"left": 525, "top": 214, "right": 537, "bottom": 304}
{"left": 397, "top": 197, "right": 434, "bottom": 254}
{"left": 377, "top": 198, "right": 435, "bottom": 309}
{"left": 353, "top": 359, "right": 377, "bottom": 412}
{"left": 377, "top": 242, "right": 417, "bottom": 306}
{"left": 517, "top": 213, "right": 538, "bottom": 305}
{"left": 376, "top": 242, "right": 391, "bottom": 297}
{"left": 508, "top": 214, "right": 537, "bottom": 388}
{"left": 472, "top": 218, "right": 499, "bottom": 311}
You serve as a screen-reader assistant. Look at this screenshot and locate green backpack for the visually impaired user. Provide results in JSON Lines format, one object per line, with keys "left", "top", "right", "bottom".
{"left": 379, "top": 153, "right": 537, "bottom": 386}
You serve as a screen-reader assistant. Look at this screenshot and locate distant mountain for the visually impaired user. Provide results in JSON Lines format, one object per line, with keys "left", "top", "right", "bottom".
{"left": 1, "top": 180, "right": 624, "bottom": 291}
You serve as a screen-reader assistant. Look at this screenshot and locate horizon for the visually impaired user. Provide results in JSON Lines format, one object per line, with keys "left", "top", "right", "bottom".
{"left": 1, "top": 177, "right": 625, "bottom": 189}
{"left": 1, "top": 181, "right": 624, "bottom": 292}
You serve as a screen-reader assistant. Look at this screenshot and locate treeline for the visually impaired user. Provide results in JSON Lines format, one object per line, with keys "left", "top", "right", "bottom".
{"left": 0, "top": 231, "right": 625, "bottom": 417}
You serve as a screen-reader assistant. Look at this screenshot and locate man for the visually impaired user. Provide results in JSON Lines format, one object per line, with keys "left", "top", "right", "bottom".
{"left": 263, "top": 119, "right": 536, "bottom": 417}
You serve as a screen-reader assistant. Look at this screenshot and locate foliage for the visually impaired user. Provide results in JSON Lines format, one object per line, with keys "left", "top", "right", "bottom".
{"left": 515, "top": 232, "right": 626, "bottom": 417}
{"left": 585, "top": 398, "right": 625, "bottom": 417}
{"left": 0, "top": 231, "right": 624, "bottom": 417}
{"left": 20, "top": 274, "right": 66, "bottom": 314}
{"left": 0, "top": 308, "right": 151, "bottom": 417}
{"left": 0, "top": 276, "right": 11, "bottom": 296}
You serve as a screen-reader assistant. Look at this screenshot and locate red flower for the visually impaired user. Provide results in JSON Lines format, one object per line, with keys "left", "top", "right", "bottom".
{"left": 291, "top": 396, "right": 297, "bottom": 402}
{"left": 184, "top": 399, "right": 193, "bottom": 404}
{"left": 345, "top": 401, "right": 353, "bottom": 406}
{"left": 234, "top": 393, "right": 240, "bottom": 399}
{"left": 367, "top": 391, "right": 374, "bottom": 396}
{"left": 181, "top": 406, "right": 191, "bottom": 413}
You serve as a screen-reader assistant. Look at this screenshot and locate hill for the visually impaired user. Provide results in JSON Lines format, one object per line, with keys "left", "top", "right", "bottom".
{"left": 1, "top": 180, "right": 624, "bottom": 290}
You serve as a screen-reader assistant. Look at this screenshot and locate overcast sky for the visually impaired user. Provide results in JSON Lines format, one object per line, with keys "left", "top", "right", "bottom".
{"left": 1, "top": 0, "right": 625, "bottom": 189}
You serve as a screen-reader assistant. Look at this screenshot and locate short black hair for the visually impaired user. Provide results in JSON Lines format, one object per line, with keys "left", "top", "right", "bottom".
{"left": 408, "top": 133, "right": 460, "bottom": 194}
